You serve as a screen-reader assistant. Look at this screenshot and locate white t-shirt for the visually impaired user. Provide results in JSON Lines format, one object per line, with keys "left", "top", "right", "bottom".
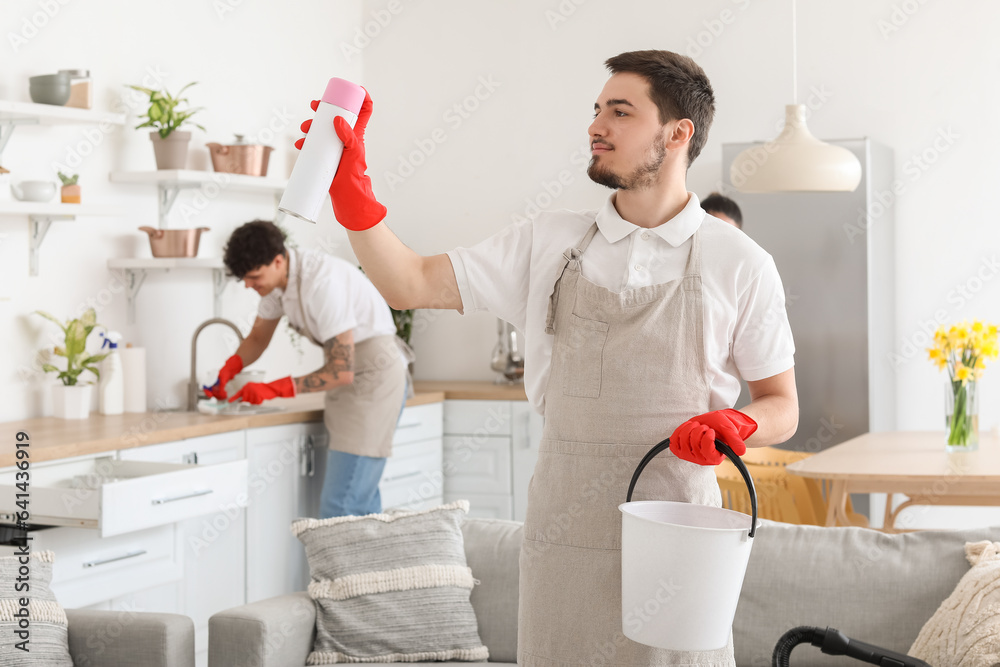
{"left": 446, "top": 192, "right": 795, "bottom": 416}
{"left": 258, "top": 248, "right": 397, "bottom": 345}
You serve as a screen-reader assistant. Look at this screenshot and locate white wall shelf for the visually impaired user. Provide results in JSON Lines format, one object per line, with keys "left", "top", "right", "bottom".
{"left": 0, "top": 201, "right": 122, "bottom": 276}
{"left": 107, "top": 257, "right": 228, "bottom": 324}
{"left": 0, "top": 100, "right": 126, "bottom": 159}
{"left": 109, "top": 170, "right": 287, "bottom": 227}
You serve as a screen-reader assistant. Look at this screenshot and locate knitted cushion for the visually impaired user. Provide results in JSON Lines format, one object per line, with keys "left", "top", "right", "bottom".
{"left": 292, "top": 500, "right": 488, "bottom": 664}
{"left": 0, "top": 550, "right": 72, "bottom": 666}
{"left": 909, "top": 541, "right": 1000, "bottom": 667}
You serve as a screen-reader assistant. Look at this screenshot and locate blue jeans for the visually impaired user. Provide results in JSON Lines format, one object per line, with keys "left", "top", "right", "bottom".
{"left": 319, "top": 377, "right": 409, "bottom": 518}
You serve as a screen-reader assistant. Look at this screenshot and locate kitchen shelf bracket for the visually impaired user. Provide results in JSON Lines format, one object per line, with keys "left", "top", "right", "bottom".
{"left": 212, "top": 268, "right": 227, "bottom": 319}
{"left": 158, "top": 185, "right": 182, "bottom": 225}
{"left": 121, "top": 268, "right": 148, "bottom": 325}
{"left": 0, "top": 117, "right": 40, "bottom": 160}
{"left": 28, "top": 214, "right": 72, "bottom": 276}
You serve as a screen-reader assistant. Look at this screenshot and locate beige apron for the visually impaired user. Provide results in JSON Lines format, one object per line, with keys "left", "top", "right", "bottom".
{"left": 518, "top": 223, "right": 734, "bottom": 666}
{"left": 286, "top": 250, "right": 413, "bottom": 459}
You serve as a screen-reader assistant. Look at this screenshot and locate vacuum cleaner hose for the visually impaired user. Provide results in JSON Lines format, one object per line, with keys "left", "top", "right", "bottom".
{"left": 772, "top": 626, "right": 933, "bottom": 666}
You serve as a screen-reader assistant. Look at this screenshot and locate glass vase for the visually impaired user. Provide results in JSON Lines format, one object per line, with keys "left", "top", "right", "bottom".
{"left": 944, "top": 380, "right": 978, "bottom": 452}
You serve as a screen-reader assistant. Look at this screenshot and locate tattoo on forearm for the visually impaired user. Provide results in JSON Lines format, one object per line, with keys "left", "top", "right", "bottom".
{"left": 293, "top": 334, "right": 355, "bottom": 395}
{"left": 324, "top": 336, "right": 354, "bottom": 379}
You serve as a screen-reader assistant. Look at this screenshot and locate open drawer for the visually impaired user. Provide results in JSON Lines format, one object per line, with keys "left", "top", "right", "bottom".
{"left": 0, "top": 455, "right": 248, "bottom": 537}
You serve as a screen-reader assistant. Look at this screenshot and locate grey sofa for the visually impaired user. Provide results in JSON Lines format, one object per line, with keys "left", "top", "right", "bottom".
{"left": 65, "top": 608, "right": 194, "bottom": 667}
{"left": 209, "top": 517, "right": 1000, "bottom": 667}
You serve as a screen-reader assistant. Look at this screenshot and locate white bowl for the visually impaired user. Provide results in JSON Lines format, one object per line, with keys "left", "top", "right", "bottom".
{"left": 12, "top": 180, "right": 57, "bottom": 202}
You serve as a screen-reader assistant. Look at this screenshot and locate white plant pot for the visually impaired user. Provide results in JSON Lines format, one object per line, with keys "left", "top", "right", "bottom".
{"left": 52, "top": 384, "right": 92, "bottom": 419}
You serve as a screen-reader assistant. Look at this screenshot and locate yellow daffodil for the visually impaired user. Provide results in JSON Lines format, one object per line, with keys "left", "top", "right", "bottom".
{"left": 955, "top": 365, "right": 973, "bottom": 382}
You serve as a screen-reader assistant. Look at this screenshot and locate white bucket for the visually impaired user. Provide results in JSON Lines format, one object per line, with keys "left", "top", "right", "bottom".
{"left": 619, "top": 438, "right": 757, "bottom": 652}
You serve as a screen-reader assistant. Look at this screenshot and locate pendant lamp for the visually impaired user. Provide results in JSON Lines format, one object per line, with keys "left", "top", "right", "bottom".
{"left": 730, "top": 0, "right": 861, "bottom": 193}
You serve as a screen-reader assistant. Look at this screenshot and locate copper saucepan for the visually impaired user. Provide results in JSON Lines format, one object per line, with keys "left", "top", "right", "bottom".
{"left": 206, "top": 134, "right": 273, "bottom": 176}
{"left": 138, "top": 226, "right": 209, "bottom": 258}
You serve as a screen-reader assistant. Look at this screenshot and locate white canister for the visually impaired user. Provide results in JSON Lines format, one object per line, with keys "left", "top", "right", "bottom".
{"left": 278, "top": 77, "right": 365, "bottom": 224}
{"left": 120, "top": 344, "right": 147, "bottom": 413}
{"left": 59, "top": 69, "right": 93, "bottom": 109}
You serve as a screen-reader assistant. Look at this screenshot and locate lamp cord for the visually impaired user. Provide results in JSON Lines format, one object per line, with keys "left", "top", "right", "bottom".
{"left": 791, "top": 0, "right": 797, "bottom": 104}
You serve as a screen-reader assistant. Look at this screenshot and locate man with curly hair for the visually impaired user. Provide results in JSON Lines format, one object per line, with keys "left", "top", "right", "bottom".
{"left": 208, "top": 219, "right": 413, "bottom": 518}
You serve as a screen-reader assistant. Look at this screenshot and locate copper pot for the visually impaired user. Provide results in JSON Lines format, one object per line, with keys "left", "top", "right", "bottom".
{"left": 139, "top": 226, "right": 209, "bottom": 257}
{"left": 205, "top": 134, "right": 273, "bottom": 176}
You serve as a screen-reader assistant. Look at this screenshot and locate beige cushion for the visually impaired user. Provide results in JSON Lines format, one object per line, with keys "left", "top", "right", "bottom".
{"left": 909, "top": 540, "right": 1000, "bottom": 666}
{"left": 292, "top": 500, "right": 488, "bottom": 664}
{"left": 0, "top": 550, "right": 72, "bottom": 667}
{"left": 733, "top": 520, "right": 1000, "bottom": 667}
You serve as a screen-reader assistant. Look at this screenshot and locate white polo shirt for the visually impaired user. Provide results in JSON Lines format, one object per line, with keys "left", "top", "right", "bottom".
{"left": 446, "top": 192, "right": 795, "bottom": 416}
{"left": 258, "top": 248, "right": 397, "bottom": 345}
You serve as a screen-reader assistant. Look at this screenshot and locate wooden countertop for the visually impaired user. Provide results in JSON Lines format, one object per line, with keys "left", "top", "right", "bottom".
{"left": 1, "top": 391, "right": 445, "bottom": 468}
{"left": 413, "top": 380, "right": 527, "bottom": 401}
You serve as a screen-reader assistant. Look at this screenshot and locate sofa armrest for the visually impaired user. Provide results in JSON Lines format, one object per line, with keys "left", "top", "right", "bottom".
{"left": 65, "top": 608, "right": 194, "bottom": 667}
{"left": 209, "top": 592, "right": 316, "bottom": 667}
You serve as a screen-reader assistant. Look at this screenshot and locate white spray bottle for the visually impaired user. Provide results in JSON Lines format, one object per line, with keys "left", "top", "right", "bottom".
{"left": 279, "top": 77, "right": 367, "bottom": 224}
{"left": 98, "top": 331, "right": 124, "bottom": 415}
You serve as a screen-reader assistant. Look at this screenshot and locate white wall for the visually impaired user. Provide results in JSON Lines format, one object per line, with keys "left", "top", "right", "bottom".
{"left": 2, "top": 0, "right": 364, "bottom": 419}
{"left": 6, "top": 0, "right": 1000, "bottom": 461}
{"left": 361, "top": 0, "right": 1000, "bottom": 438}
{"left": 361, "top": 0, "right": 1000, "bottom": 530}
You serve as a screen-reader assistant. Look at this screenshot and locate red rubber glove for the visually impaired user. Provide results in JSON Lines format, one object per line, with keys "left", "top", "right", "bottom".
{"left": 669, "top": 409, "right": 758, "bottom": 466}
{"left": 295, "top": 89, "right": 386, "bottom": 231}
{"left": 204, "top": 354, "right": 243, "bottom": 400}
{"left": 229, "top": 376, "right": 296, "bottom": 405}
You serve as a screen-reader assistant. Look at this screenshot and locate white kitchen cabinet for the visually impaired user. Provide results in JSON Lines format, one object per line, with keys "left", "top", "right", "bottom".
{"left": 381, "top": 402, "right": 444, "bottom": 511}
{"left": 0, "top": 448, "right": 247, "bottom": 537}
{"left": 442, "top": 399, "right": 542, "bottom": 521}
{"left": 245, "top": 422, "right": 326, "bottom": 604}
{"left": 511, "top": 401, "right": 544, "bottom": 521}
{"left": 119, "top": 431, "right": 247, "bottom": 667}
{"left": 18, "top": 522, "right": 183, "bottom": 610}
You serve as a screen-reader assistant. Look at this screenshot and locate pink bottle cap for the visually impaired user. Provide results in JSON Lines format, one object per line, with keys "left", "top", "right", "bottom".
{"left": 322, "top": 78, "right": 365, "bottom": 115}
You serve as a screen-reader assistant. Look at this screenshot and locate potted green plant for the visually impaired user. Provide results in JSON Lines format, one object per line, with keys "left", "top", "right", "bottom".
{"left": 127, "top": 81, "right": 205, "bottom": 170}
{"left": 58, "top": 171, "right": 80, "bottom": 203}
{"left": 36, "top": 308, "right": 109, "bottom": 419}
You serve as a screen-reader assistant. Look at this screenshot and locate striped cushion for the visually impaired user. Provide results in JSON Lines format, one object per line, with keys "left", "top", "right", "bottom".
{"left": 0, "top": 550, "right": 72, "bottom": 666}
{"left": 292, "top": 500, "right": 488, "bottom": 664}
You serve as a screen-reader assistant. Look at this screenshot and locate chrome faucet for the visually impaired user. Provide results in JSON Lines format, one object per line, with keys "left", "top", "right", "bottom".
{"left": 190, "top": 318, "right": 244, "bottom": 411}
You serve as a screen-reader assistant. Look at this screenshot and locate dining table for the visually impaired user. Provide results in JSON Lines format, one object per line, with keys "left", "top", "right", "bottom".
{"left": 785, "top": 430, "right": 1000, "bottom": 532}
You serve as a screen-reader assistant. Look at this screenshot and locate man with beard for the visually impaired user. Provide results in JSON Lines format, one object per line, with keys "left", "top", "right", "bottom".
{"left": 295, "top": 49, "right": 798, "bottom": 666}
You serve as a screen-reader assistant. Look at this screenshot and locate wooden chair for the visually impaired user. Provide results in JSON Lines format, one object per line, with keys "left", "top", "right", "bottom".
{"left": 730, "top": 446, "right": 867, "bottom": 526}
{"left": 716, "top": 457, "right": 821, "bottom": 525}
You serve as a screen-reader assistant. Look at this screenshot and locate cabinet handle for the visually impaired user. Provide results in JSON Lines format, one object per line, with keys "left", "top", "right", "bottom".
{"left": 308, "top": 437, "right": 316, "bottom": 477}
{"left": 382, "top": 470, "right": 422, "bottom": 484}
{"left": 151, "top": 489, "right": 213, "bottom": 505}
{"left": 396, "top": 422, "right": 420, "bottom": 429}
{"left": 83, "top": 549, "right": 147, "bottom": 568}
{"left": 301, "top": 436, "right": 316, "bottom": 478}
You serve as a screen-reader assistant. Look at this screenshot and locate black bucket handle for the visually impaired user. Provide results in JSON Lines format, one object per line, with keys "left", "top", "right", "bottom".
{"left": 625, "top": 437, "right": 758, "bottom": 538}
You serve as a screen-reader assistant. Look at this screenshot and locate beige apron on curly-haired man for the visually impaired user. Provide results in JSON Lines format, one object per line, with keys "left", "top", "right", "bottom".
{"left": 292, "top": 49, "right": 798, "bottom": 666}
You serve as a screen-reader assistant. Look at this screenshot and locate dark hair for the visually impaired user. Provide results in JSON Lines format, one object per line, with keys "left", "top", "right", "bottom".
{"left": 223, "top": 219, "right": 287, "bottom": 279}
{"left": 604, "top": 50, "right": 715, "bottom": 165}
{"left": 701, "top": 192, "right": 743, "bottom": 229}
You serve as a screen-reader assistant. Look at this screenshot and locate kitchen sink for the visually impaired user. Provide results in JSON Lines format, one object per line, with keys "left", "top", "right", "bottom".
{"left": 195, "top": 400, "right": 284, "bottom": 416}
